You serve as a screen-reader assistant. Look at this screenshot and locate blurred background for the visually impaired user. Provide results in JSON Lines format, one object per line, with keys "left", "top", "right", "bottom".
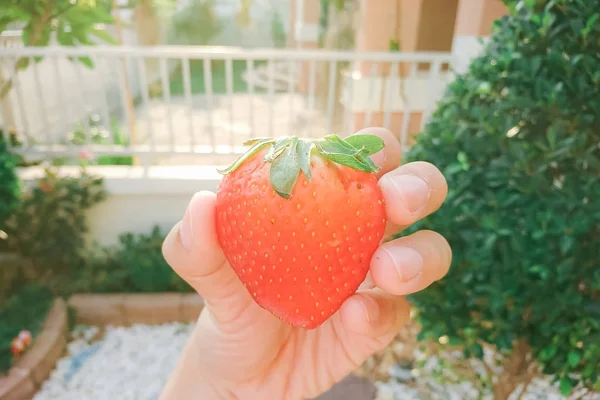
{"left": 0, "top": 0, "right": 598, "bottom": 399}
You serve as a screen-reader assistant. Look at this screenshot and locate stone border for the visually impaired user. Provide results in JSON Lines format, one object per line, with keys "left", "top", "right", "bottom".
{"left": 67, "top": 293, "right": 204, "bottom": 326}
{"left": 0, "top": 293, "right": 203, "bottom": 400}
{"left": 0, "top": 299, "right": 67, "bottom": 400}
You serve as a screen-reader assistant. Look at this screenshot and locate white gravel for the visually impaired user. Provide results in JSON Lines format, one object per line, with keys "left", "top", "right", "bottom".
{"left": 33, "top": 323, "right": 599, "bottom": 400}
{"left": 33, "top": 323, "right": 194, "bottom": 400}
{"left": 374, "top": 361, "right": 600, "bottom": 400}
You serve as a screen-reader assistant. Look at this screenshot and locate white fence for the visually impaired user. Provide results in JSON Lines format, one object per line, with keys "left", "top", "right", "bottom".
{"left": 1, "top": 45, "right": 456, "bottom": 167}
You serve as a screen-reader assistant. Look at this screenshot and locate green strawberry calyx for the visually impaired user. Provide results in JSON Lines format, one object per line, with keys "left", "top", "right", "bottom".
{"left": 217, "top": 134, "right": 385, "bottom": 199}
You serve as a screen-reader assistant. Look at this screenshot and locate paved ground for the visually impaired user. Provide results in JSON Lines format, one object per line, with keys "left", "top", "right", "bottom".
{"left": 126, "top": 93, "right": 347, "bottom": 165}
{"left": 314, "top": 374, "right": 376, "bottom": 400}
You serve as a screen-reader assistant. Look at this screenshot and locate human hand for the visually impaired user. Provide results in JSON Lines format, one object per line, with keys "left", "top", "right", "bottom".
{"left": 160, "top": 128, "right": 451, "bottom": 400}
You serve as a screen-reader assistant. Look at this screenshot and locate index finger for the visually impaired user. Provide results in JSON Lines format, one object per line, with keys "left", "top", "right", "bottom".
{"left": 350, "top": 127, "right": 402, "bottom": 178}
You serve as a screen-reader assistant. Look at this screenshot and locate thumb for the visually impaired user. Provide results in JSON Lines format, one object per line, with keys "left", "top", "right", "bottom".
{"left": 162, "top": 191, "right": 251, "bottom": 322}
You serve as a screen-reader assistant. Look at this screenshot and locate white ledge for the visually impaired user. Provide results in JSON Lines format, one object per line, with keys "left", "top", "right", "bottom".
{"left": 17, "top": 165, "right": 223, "bottom": 195}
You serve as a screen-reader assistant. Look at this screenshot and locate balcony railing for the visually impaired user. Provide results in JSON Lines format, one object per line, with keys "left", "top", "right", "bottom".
{"left": 0, "top": 45, "right": 455, "bottom": 167}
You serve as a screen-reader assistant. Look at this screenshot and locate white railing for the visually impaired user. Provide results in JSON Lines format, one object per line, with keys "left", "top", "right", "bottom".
{"left": 0, "top": 45, "right": 455, "bottom": 167}
{"left": 0, "top": 30, "right": 23, "bottom": 48}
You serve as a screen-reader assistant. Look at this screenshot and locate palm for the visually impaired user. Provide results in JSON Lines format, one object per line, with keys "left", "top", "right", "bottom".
{"left": 195, "top": 278, "right": 396, "bottom": 400}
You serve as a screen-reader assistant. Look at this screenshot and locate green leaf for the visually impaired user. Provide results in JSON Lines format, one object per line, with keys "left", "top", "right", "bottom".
{"left": 265, "top": 137, "right": 292, "bottom": 162}
{"left": 314, "top": 135, "right": 380, "bottom": 173}
{"left": 270, "top": 138, "right": 300, "bottom": 199}
{"left": 568, "top": 351, "right": 581, "bottom": 367}
{"left": 297, "top": 139, "right": 314, "bottom": 180}
{"left": 243, "top": 137, "right": 271, "bottom": 146}
{"left": 77, "top": 56, "right": 94, "bottom": 69}
{"left": 345, "top": 134, "right": 385, "bottom": 156}
{"left": 89, "top": 27, "right": 117, "bottom": 44}
{"left": 582, "top": 14, "right": 599, "bottom": 38}
{"left": 217, "top": 138, "right": 276, "bottom": 174}
{"left": 472, "top": 342, "right": 484, "bottom": 359}
{"left": 559, "top": 377, "right": 573, "bottom": 396}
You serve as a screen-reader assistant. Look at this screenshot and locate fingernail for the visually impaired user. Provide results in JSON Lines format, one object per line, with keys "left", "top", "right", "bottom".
{"left": 358, "top": 295, "right": 380, "bottom": 322}
{"left": 381, "top": 174, "right": 429, "bottom": 213}
{"left": 383, "top": 246, "right": 423, "bottom": 282}
{"left": 180, "top": 200, "right": 194, "bottom": 251}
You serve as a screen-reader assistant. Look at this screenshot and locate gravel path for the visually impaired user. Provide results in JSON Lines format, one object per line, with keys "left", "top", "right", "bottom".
{"left": 34, "top": 324, "right": 194, "bottom": 400}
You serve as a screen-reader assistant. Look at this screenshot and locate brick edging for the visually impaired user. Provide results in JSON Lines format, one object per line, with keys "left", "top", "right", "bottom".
{"left": 67, "top": 293, "right": 204, "bottom": 326}
{"left": 0, "top": 293, "right": 203, "bottom": 400}
{"left": 0, "top": 298, "right": 68, "bottom": 400}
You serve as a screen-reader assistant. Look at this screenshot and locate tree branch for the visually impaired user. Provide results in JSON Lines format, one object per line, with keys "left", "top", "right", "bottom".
{"left": 515, "top": 372, "right": 535, "bottom": 400}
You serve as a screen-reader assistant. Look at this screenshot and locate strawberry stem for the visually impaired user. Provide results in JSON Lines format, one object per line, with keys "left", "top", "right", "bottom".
{"left": 217, "top": 134, "right": 385, "bottom": 199}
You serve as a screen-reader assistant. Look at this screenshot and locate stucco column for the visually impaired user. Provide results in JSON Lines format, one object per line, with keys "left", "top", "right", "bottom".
{"left": 452, "top": 0, "right": 509, "bottom": 73}
{"left": 342, "top": 0, "right": 459, "bottom": 146}
{"left": 289, "top": 0, "right": 321, "bottom": 93}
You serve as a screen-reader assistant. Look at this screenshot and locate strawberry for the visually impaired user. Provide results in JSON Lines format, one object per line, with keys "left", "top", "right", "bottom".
{"left": 215, "top": 134, "right": 387, "bottom": 329}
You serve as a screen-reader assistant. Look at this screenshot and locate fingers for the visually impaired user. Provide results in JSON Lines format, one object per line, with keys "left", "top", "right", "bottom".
{"left": 337, "top": 229, "right": 451, "bottom": 360}
{"left": 370, "top": 230, "right": 452, "bottom": 296}
{"left": 339, "top": 289, "right": 410, "bottom": 343}
{"left": 338, "top": 229, "right": 451, "bottom": 340}
{"left": 352, "top": 127, "right": 402, "bottom": 178}
{"left": 162, "top": 191, "right": 252, "bottom": 320}
{"left": 379, "top": 161, "right": 448, "bottom": 233}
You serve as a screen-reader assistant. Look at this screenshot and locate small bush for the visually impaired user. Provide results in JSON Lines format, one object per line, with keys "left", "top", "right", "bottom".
{"left": 404, "top": 0, "right": 600, "bottom": 398}
{"left": 65, "top": 226, "right": 191, "bottom": 294}
{"left": 1, "top": 166, "right": 106, "bottom": 279}
{"left": 115, "top": 227, "right": 191, "bottom": 292}
{"left": 168, "top": 0, "right": 221, "bottom": 46}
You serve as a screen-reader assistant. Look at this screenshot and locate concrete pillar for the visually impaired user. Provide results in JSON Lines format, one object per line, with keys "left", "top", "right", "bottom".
{"left": 342, "top": 0, "right": 458, "bottom": 145}
{"left": 452, "top": 0, "right": 509, "bottom": 74}
{"left": 289, "top": 0, "right": 322, "bottom": 93}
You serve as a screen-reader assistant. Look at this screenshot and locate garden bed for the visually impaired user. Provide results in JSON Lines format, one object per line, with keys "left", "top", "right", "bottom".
{"left": 0, "top": 299, "right": 67, "bottom": 400}
{"left": 0, "top": 293, "right": 203, "bottom": 400}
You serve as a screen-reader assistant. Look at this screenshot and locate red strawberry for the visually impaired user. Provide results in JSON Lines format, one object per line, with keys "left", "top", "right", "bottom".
{"left": 215, "top": 134, "right": 387, "bottom": 329}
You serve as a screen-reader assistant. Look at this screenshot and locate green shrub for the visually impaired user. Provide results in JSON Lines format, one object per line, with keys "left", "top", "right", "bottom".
{"left": 168, "top": 0, "right": 221, "bottom": 46}
{"left": 270, "top": 11, "right": 286, "bottom": 48}
{"left": 65, "top": 226, "right": 192, "bottom": 294}
{"left": 0, "top": 285, "right": 53, "bottom": 373}
{"left": 0, "top": 130, "right": 20, "bottom": 229}
{"left": 1, "top": 166, "right": 106, "bottom": 279}
{"left": 115, "top": 227, "right": 191, "bottom": 292}
{"left": 404, "top": 0, "right": 600, "bottom": 398}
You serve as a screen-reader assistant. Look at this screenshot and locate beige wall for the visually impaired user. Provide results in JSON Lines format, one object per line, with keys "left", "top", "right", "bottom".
{"left": 452, "top": 0, "right": 508, "bottom": 73}
{"left": 348, "top": 0, "right": 458, "bottom": 141}
{"left": 454, "top": 0, "right": 508, "bottom": 36}
{"left": 18, "top": 166, "right": 222, "bottom": 247}
{"left": 414, "top": 0, "right": 459, "bottom": 51}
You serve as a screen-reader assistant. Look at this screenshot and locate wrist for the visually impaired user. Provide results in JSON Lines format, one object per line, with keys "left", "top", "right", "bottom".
{"left": 160, "top": 329, "right": 229, "bottom": 400}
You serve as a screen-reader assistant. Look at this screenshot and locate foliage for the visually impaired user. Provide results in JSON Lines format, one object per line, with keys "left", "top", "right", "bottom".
{"left": 0, "top": 166, "right": 106, "bottom": 279}
{"left": 0, "top": 131, "right": 20, "bottom": 230}
{"left": 169, "top": 59, "right": 257, "bottom": 96}
{"left": 270, "top": 11, "right": 286, "bottom": 48}
{"left": 404, "top": 0, "right": 600, "bottom": 398}
{"left": 65, "top": 226, "right": 192, "bottom": 294}
{"left": 66, "top": 116, "right": 134, "bottom": 166}
{"left": 0, "top": 0, "right": 115, "bottom": 97}
{"left": 318, "top": 0, "right": 356, "bottom": 46}
{"left": 0, "top": 285, "right": 53, "bottom": 373}
{"left": 167, "top": 0, "right": 221, "bottom": 46}
{"left": 0, "top": 166, "right": 190, "bottom": 372}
